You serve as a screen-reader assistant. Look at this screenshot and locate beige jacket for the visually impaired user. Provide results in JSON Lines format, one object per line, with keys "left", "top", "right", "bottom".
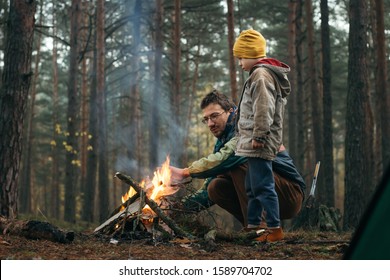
{"left": 235, "top": 62, "right": 291, "bottom": 160}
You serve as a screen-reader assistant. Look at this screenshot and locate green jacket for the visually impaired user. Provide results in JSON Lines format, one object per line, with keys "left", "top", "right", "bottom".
{"left": 189, "top": 136, "right": 246, "bottom": 179}
{"left": 183, "top": 111, "right": 246, "bottom": 211}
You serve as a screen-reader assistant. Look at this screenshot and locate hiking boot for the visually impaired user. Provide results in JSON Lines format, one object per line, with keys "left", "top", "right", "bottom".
{"left": 254, "top": 227, "right": 284, "bottom": 242}
{"left": 240, "top": 222, "right": 267, "bottom": 233}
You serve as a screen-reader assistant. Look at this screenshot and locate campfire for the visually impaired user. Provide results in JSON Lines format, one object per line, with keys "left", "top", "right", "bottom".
{"left": 94, "top": 156, "right": 262, "bottom": 247}
{"left": 94, "top": 156, "right": 190, "bottom": 241}
{"left": 129, "top": 156, "right": 179, "bottom": 219}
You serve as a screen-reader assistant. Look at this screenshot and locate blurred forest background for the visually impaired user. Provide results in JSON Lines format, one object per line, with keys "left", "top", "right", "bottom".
{"left": 0, "top": 0, "right": 389, "bottom": 232}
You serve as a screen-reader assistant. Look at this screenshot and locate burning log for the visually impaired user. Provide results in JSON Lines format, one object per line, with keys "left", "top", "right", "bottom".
{"left": 0, "top": 216, "right": 74, "bottom": 244}
{"left": 115, "top": 172, "right": 194, "bottom": 240}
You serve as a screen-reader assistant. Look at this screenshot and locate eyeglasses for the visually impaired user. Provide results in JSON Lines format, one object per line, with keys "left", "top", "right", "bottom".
{"left": 201, "top": 111, "right": 225, "bottom": 124}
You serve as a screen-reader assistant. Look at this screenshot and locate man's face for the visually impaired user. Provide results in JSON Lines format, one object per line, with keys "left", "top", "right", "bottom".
{"left": 202, "top": 103, "right": 229, "bottom": 138}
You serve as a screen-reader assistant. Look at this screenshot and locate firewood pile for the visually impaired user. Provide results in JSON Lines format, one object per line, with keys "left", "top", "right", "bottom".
{"left": 93, "top": 172, "right": 264, "bottom": 248}
{"left": 93, "top": 172, "right": 194, "bottom": 243}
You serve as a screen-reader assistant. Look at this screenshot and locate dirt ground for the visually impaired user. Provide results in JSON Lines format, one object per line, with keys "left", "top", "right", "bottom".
{"left": 0, "top": 227, "right": 351, "bottom": 260}
{"left": 0, "top": 203, "right": 353, "bottom": 260}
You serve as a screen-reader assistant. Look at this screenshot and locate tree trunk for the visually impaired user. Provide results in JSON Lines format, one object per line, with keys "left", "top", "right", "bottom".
{"left": 305, "top": 0, "right": 325, "bottom": 204}
{"left": 0, "top": 0, "right": 36, "bottom": 219}
{"left": 50, "top": 0, "right": 61, "bottom": 219}
{"left": 374, "top": 0, "right": 390, "bottom": 172}
{"left": 287, "top": 0, "right": 298, "bottom": 160}
{"left": 131, "top": 1, "right": 142, "bottom": 181}
{"left": 83, "top": 30, "right": 98, "bottom": 223}
{"left": 80, "top": 1, "right": 91, "bottom": 199}
{"left": 97, "top": 0, "right": 109, "bottom": 223}
{"left": 150, "top": 0, "right": 162, "bottom": 171}
{"left": 226, "top": 0, "right": 237, "bottom": 103}
{"left": 64, "top": 0, "right": 80, "bottom": 223}
{"left": 19, "top": 2, "right": 43, "bottom": 214}
{"left": 295, "top": 0, "right": 305, "bottom": 174}
{"left": 344, "top": 0, "right": 375, "bottom": 229}
{"left": 320, "top": 0, "right": 335, "bottom": 208}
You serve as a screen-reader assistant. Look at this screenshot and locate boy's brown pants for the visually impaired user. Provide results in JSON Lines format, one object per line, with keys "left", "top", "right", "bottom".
{"left": 207, "top": 163, "right": 304, "bottom": 227}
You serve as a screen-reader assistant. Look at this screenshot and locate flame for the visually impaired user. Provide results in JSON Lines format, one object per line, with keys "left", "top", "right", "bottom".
{"left": 121, "top": 187, "right": 137, "bottom": 204}
{"left": 120, "top": 156, "right": 177, "bottom": 215}
{"left": 150, "top": 156, "right": 172, "bottom": 200}
{"left": 121, "top": 180, "right": 147, "bottom": 204}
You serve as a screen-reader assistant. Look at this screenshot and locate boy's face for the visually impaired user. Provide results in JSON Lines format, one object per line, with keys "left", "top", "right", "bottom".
{"left": 237, "top": 58, "right": 259, "bottom": 72}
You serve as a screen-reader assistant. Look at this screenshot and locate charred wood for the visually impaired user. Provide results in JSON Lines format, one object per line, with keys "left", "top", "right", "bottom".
{"left": 0, "top": 216, "right": 74, "bottom": 244}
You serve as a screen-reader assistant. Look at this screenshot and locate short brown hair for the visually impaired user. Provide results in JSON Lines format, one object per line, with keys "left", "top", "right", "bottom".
{"left": 200, "top": 89, "right": 235, "bottom": 111}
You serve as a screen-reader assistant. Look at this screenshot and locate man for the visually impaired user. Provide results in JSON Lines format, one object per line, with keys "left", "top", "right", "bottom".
{"left": 170, "top": 89, "right": 305, "bottom": 228}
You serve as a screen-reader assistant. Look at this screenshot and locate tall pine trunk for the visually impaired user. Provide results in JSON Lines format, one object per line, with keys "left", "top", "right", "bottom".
{"left": 50, "top": 0, "right": 61, "bottom": 219}
{"left": 96, "top": 0, "right": 109, "bottom": 222}
{"left": 226, "top": 0, "right": 237, "bottom": 103}
{"left": 295, "top": 0, "right": 305, "bottom": 174}
{"left": 150, "top": 0, "right": 162, "bottom": 171}
{"left": 374, "top": 0, "right": 390, "bottom": 172}
{"left": 305, "top": 0, "right": 325, "bottom": 203}
{"left": 130, "top": 0, "right": 144, "bottom": 180}
{"left": 19, "top": 2, "right": 43, "bottom": 214}
{"left": 0, "top": 0, "right": 36, "bottom": 219}
{"left": 83, "top": 30, "right": 98, "bottom": 223}
{"left": 320, "top": 0, "right": 335, "bottom": 207}
{"left": 80, "top": 1, "right": 91, "bottom": 199}
{"left": 344, "top": 0, "right": 375, "bottom": 229}
{"left": 64, "top": 0, "right": 80, "bottom": 223}
{"left": 287, "top": 0, "right": 298, "bottom": 159}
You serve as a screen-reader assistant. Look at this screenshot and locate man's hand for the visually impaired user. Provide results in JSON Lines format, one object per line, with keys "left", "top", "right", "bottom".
{"left": 169, "top": 166, "right": 190, "bottom": 180}
{"left": 252, "top": 139, "right": 265, "bottom": 149}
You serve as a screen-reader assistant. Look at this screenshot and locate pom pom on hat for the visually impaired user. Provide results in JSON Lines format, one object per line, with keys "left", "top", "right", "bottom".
{"left": 233, "top": 29, "right": 266, "bottom": 58}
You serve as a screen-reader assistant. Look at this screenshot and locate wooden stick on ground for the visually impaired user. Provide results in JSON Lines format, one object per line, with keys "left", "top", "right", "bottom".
{"left": 115, "top": 172, "right": 194, "bottom": 240}
{"left": 215, "top": 230, "right": 265, "bottom": 241}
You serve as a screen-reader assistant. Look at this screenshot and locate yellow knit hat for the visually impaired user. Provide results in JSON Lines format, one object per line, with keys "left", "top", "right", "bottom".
{"left": 233, "top": 29, "right": 266, "bottom": 58}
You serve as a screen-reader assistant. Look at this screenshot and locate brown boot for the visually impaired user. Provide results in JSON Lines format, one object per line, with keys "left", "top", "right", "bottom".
{"left": 241, "top": 223, "right": 267, "bottom": 233}
{"left": 254, "top": 227, "right": 284, "bottom": 242}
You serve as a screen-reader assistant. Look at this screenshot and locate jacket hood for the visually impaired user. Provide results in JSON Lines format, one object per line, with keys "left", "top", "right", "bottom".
{"left": 251, "top": 58, "right": 291, "bottom": 98}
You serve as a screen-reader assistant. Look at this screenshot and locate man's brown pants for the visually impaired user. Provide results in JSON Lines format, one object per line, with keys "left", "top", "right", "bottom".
{"left": 207, "top": 164, "right": 304, "bottom": 227}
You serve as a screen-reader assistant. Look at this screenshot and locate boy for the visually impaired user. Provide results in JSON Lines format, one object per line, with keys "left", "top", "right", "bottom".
{"left": 233, "top": 28, "right": 291, "bottom": 242}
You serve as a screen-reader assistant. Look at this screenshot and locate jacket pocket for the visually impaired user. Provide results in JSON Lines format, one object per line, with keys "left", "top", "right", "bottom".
{"left": 237, "top": 136, "right": 253, "bottom": 150}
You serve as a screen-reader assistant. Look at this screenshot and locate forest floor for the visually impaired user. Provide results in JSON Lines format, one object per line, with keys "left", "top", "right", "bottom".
{"left": 0, "top": 217, "right": 352, "bottom": 260}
